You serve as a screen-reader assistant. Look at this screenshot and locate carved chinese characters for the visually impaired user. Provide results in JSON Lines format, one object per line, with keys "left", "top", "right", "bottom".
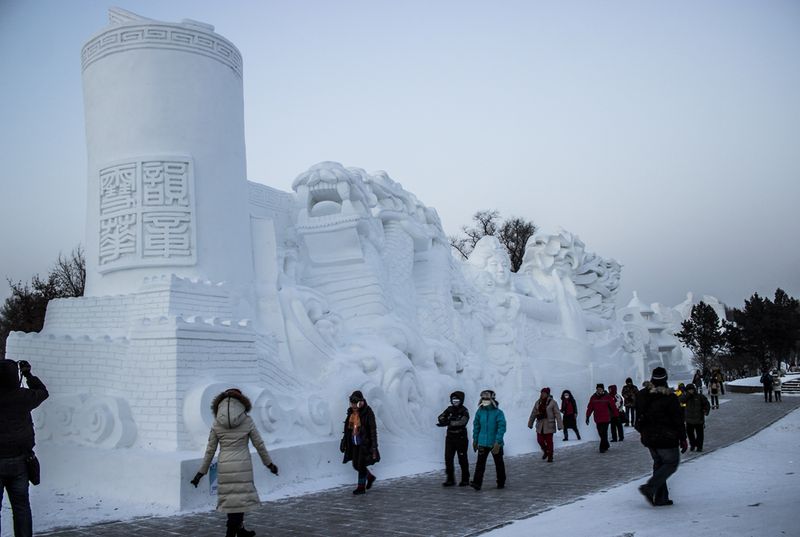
{"left": 98, "top": 158, "right": 195, "bottom": 271}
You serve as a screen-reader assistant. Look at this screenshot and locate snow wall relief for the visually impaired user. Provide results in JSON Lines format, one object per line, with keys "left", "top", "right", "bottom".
{"left": 6, "top": 8, "right": 694, "bottom": 497}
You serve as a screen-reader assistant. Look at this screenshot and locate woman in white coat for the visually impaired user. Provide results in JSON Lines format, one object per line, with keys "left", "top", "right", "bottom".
{"left": 191, "top": 388, "right": 279, "bottom": 537}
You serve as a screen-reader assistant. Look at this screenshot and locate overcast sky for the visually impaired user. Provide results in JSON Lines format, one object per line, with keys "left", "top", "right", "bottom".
{"left": 1, "top": 0, "right": 798, "bottom": 310}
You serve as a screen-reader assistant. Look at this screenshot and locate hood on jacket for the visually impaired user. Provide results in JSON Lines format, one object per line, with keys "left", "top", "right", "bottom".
{"left": 609, "top": 385, "right": 618, "bottom": 395}
{"left": 0, "top": 359, "right": 20, "bottom": 392}
{"left": 211, "top": 389, "right": 252, "bottom": 429}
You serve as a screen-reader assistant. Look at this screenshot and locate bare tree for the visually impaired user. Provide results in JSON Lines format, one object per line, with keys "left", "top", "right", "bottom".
{"left": 449, "top": 210, "right": 536, "bottom": 272}
{"left": 449, "top": 210, "right": 500, "bottom": 260}
{"left": 53, "top": 246, "right": 86, "bottom": 298}
{"left": 497, "top": 217, "right": 536, "bottom": 272}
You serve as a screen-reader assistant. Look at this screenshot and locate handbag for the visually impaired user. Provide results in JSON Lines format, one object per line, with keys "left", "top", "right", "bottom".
{"left": 26, "top": 451, "right": 40, "bottom": 486}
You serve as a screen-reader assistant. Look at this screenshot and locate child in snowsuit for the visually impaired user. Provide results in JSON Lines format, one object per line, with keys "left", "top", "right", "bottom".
{"left": 437, "top": 390, "right": 470, "bottom": 486}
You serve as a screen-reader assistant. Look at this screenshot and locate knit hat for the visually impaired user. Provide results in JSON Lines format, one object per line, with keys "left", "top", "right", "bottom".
{"left": 686, "top": 383, "right": 696, "bottom": 391}
{"left": 651, "top": 367, "right": 668, "bottom": 386}
{"left": 596, "top": 383, "right": 605, "bottom": 390}
{"left": 0, "top": 359, "right": 19, "bottom": 392}
{"left": 349, "top": 390, "right": 364, "bottom": 403}
{"left": 541, "top": 387, "right": 551, "bottom": 394}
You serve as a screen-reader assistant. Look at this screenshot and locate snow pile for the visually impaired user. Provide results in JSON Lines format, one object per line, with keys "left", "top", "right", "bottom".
{"left": 487, "top": 408, "right": 800, "bottom": 537}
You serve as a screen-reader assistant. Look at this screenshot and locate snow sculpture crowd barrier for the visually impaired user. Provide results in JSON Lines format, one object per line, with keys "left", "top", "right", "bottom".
{"left": 6, "top": 8, "right": 693, "bottom": 509}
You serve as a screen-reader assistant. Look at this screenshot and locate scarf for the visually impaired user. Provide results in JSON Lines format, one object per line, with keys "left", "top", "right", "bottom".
{"left": 348, "top": 410, "right": 362, "bottom": 437}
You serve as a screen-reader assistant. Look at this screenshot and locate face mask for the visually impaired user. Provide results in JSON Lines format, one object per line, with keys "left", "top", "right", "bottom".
{"left": 481, "top": 399, "right": 492, "bottom": 407}
{"left": 357, "top": 401, "right": 365, "bottom": 408}
{"left": 451, "top": 399, "right": 462, "bottom": 406}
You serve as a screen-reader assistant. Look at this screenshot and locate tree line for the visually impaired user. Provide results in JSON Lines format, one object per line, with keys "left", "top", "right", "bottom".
{"left": 0, "top": 247, "right": 85, "bottom": 358}
{"left": 676, "top": 289, "right": 800, "bottom": 374}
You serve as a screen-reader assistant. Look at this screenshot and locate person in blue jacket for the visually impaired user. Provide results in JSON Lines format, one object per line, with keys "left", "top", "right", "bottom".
{"left": 470, "top": 389, "right": 506, "bottom": 490}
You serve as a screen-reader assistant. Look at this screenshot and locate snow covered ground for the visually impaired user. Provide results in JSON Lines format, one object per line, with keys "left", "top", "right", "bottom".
{"left": 486, "top": 407, "right": 800, "bottom": 537}
{"left": 728, "top": 371, "right": 800, "bottom": 388}
{"left": 3, "top": 406, "right": 797, "bottom": 536}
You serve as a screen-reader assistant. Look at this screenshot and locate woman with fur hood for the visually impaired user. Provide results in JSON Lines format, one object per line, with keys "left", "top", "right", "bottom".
{"left": 191, "top": 388, "right": 279, "bottom": 537}
{"left": 528, "top": 387, "right": 563, "bottom": 462}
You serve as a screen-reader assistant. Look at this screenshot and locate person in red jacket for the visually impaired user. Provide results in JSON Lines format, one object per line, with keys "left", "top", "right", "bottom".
{"left": 586, "top": 383, "right": 618, "bottom": 453}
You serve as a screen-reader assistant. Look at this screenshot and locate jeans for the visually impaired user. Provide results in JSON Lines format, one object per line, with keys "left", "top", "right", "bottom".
{"left": 444, "top": 435, "right": 469, "bottom": 483}
{"left": 610, "top": 417, "right": 624, "bottom": 441}
{"left": 595, "top": 422, "right": 610, "bottom": 452}
{"left": 775, "top": 390, "right": 782, "bottom": 402}
{"left": 625, "top": 406, "right": 636, "bottom": 426}
{"left": 645, "top": 447, "right": 680, "bottom": 504}
{"left": 763, "top": 386, "right": 773, "bottom": 402}
{"left": 710, "top": 395, "right": 719, "bottom": 408}
{"left": 472, "top": 446, "right": 505, "bottom": 488}
{"left": 686, "top": 423, "right": 704, "bottom": 450}
{"left": 0, "top": 455, "right": 32, "bottom": 537}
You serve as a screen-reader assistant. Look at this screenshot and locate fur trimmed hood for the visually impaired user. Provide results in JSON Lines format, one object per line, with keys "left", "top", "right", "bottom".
{"left": 648, "top": 385, "right": 673, "bottom": 396}
{"left": 211, "top": 390, "right": 252, "bottom": 429}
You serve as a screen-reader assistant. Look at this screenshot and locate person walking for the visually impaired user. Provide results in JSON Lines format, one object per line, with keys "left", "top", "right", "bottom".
{"left": 560, "top": 390, "right": 581, "bottom": 441}
{"left": 586, "top": 384, "right": 617, "bottom": 453}
{"left": 759, "top": 368, "right": 774, "bottom": 403}
{"left": 692, "top": 370, "right": 704, "bottom": 394}
{"left": 527, "top": 387, "right": 563, "bottom": 462}
{"left": 708, "top": 378, "right": 721, "bottom": 409}
{"left": 340, "top": 390, "right": 379, "bottom": 495}
{"left": 470, "top": 390, "right": 506, "bottom": 490}
{"left": 436, "top": 390, "right": 470, "bottom": 486}
{"left": 682, "top": 383, "right": 711, "bottom": 452}
{"left": 711, "top": 368, "right": 725, "bottom": 395}
{"left": 0, "top": 359, "right": 48, "bottom": 537}
{"left": 621, "top": 378, "right": 638, "bottom": 427}
{"left": 635, "top": 367, "right": 688, "bottom": 507}
{"left": 191, "top": 388, "right": 279, "bottom": 537}
{"left": 608, "top": 385, "right": 625, "bottom": 442}
{"left": 772, "top": 371, "right": 782, "bottom": 402}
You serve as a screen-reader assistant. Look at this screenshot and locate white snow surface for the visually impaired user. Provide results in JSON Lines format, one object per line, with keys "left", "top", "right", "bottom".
{"left": 486, "top": 408, "right": 800, "bottom": 537}
{"left": 728, "top": 372, "right": 800, "bottom": 388}
{"left": 4, "top": 408, "right": 797, "bottom": 536}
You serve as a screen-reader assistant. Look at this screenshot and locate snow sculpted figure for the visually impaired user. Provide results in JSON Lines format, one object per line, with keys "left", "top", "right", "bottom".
{"left": 6, "top": 8, "right": 646, "bottom": 511}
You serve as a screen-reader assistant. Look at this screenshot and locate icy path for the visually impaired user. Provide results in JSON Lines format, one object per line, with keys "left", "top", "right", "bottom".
{"left": 26, "top": 392, "right": 800, "bottom": 537}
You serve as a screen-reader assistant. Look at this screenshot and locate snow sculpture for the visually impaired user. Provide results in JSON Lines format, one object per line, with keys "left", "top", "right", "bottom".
{"left": 7, "top": 8, "right": 646, "bottom": 510}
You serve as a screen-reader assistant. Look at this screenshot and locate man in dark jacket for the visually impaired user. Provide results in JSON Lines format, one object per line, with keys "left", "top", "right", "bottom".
{"left": 681, "top": 383, "right": 711, "bottom": 452}
{"left": 437, "top": 390, "right": 470, "bottom": 486}
{"left": 0, "top": 358, "right": 49, "bottom": 537}
{"left": 635, "top": 367, "right": 687, "bottom": 507}
{"left": 759, "top": 368, "right": 774, "bottom": 403}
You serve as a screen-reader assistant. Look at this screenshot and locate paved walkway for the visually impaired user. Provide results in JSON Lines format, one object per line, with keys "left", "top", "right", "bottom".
{"left": 41, "top": 392, "right": 799, "bottom": 537}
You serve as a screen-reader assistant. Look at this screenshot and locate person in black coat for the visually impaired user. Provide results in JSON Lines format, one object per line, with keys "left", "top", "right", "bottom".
{"left": 559, "top": 390, "right": 581, "bottom": 441}
{"left": 340, "top": 390, "right": 379, "bottom": 495}
{"left": 0, "top": 359, "right": 49, "bottom": 537}
{"left": 437, "top": 390, "right": 470, "bottom": 486}
{"left": 635, "top": 367, "right": 687, "bottom": 507}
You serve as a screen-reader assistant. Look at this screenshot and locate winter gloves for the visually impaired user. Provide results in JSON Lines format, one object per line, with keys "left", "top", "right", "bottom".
{"left": 191, "top": 464, "right": 279, "bottom": 488}
{"left": 491, "top": 443, "right": 501, "bottom": 455}
{"left": 18, "top": 360, "right": 31, "bottom": 377}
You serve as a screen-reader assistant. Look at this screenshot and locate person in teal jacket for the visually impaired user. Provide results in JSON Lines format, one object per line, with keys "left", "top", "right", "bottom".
{"left": 470, "top": 389, "right": 506, "bottom": 490}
